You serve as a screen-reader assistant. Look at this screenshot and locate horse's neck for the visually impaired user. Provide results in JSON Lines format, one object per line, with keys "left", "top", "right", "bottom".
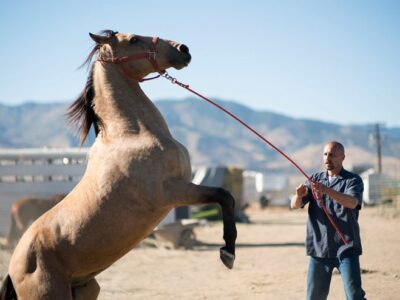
{"left": 93, "top": 63, "right": 171, "bottom": 139}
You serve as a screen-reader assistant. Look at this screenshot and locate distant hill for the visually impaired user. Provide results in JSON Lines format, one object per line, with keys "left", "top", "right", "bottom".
{"left": 1, "top": 99, "right": 399, "bottom": 176}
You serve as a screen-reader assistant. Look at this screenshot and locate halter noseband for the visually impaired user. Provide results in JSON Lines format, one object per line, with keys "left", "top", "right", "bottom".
{"left": 97, "top": 36, "right": 165, "bottom": 82}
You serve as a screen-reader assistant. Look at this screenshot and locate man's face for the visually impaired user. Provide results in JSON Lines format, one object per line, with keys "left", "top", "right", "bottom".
{"left": 323, "top": 144, "right": 345, "bottom": 174}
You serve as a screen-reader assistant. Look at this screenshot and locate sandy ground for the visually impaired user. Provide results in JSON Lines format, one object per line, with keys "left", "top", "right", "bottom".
{"left": 1, "top": 204, "right": 399, "bottom": 299}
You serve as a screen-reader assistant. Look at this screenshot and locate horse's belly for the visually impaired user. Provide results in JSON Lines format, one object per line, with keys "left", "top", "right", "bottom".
{"left": 57, "top": 201, "right": 170, "bottom": 275}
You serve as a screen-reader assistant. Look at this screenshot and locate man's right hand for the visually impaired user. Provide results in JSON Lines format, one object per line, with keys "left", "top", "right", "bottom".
{"left": 296, "top": 184, "right": 308, "bottom": 198}
{"left": 291, "top": 184, "right": 308, "bottom": 209}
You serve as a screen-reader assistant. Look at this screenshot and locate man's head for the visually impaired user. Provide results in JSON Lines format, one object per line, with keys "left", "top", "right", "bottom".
{"left": 323, "top": 141, "right": 345, "bottom": 175}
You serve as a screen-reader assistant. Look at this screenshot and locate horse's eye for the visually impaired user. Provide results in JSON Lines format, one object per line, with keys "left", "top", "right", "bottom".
{"left": 129, "top": 37, "right": 137, "bottom": 44}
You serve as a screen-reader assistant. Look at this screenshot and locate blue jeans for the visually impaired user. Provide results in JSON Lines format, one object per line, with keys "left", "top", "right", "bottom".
{"left": 306, "top": 255, "right": 366, "bottom": 300}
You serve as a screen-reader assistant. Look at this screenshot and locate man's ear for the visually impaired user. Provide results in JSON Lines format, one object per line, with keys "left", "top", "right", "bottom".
{"left": 89, "top": 33, "right": 111, "bottom": 45}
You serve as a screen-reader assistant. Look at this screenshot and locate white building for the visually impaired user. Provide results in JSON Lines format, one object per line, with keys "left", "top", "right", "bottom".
{"left": 360, "top": 168, "right": 385, "bottom": 205}
{"left": 242, "top": 170, "right": 290, "bottom": 206}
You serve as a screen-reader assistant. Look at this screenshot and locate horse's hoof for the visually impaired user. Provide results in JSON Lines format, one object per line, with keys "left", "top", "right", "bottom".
{"left": 220, "top": 247, "right": 235, "bottom": 269}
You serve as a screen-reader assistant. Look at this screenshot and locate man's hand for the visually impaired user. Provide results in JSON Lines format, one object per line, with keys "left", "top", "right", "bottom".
{"left": 311, "top": 181, "right": 327, "bottom": 199}
{"left": 296, "top": 184, "right": 308, "bottom": 198}
{"left": 291, "top": 184, "right": 308, "bottom": 209}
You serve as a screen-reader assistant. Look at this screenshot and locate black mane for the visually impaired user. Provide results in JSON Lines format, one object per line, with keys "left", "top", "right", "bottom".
{"left": 67, "top": 65, "right": 102, "bottom": 145}
{"left": 67, "top": 30, "right": 117, "bottom": 145}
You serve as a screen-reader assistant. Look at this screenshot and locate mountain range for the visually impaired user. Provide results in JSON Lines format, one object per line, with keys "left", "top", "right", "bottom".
{"left": 1, "top": 99, "right": 399, "bottom": 177}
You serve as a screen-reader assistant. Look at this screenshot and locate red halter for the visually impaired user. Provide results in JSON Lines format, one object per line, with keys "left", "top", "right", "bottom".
{"left": 97, "top": 36, "right": 165, "bottom": 82}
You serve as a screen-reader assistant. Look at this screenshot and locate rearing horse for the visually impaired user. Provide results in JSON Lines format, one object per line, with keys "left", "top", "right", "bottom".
{"left": 1, "top": 30, "right": 236, "bottom": 300}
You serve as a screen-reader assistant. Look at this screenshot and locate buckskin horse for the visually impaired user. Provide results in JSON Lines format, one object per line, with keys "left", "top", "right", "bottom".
{"left": 0, "top": 30, "right": 236, "bottom": 300}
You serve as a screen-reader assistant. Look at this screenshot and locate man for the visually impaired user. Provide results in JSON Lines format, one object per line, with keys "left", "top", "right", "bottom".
{"left": 291, "top": 141, "right": 366, "bottom": 300}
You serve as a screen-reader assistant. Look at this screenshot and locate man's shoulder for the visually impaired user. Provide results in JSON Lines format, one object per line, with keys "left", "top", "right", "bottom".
{"left": 340, "top": 168, "right": 362, "bottom": 181}
{"left": 310, "top": 169, "right": 363, "bottom": 184}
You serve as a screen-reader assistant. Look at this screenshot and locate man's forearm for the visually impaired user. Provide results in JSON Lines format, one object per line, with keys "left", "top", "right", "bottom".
{"left": 291, "top": 195, "right": 303, "bottom": 209}
{"left": 323, "top": 187, "right": 358, "bottom": 209}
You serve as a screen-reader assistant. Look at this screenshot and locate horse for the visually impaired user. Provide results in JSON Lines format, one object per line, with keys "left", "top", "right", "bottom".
{"left": 0, "top": 194, "right": 65, "bottom": 249}
{"left": 0, "top": 30, "right": 237, "bottom": 300}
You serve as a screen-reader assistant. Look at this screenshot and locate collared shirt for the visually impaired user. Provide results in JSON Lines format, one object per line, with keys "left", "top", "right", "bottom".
{"left": 301, "top": 168, "right": 364, "bottom": 258}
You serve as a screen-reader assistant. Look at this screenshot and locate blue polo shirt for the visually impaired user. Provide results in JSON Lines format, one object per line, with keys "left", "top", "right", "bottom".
{"left": 301, "top": 168, "right": 364, "bottom": 258}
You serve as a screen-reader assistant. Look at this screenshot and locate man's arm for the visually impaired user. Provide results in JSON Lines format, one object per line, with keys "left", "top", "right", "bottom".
{"left": 312, "top": 182, "right": 359, "bottom": 209}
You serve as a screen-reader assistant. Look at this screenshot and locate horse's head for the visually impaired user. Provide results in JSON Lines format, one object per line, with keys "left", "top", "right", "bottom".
{"left": 69, "top": 30, "right": 191, "bottom": 145}
{"left": 89, "top": 30, "right": 191, "bottom": 81}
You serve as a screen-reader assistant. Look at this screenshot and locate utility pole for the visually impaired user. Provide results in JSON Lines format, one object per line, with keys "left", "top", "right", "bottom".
{"left": 374, "top": 123, "right": 382, "bottom": 174}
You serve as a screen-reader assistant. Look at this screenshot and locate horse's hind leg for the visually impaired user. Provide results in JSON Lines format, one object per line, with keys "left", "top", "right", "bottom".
{"left": 11, "top": 270, "right": 73, "bottom": 300}
{"left": 72, "top": 278, "right": 100, "bottom": 300}
{"left": 164, "top": 180, "right": 237, "bottom": 269}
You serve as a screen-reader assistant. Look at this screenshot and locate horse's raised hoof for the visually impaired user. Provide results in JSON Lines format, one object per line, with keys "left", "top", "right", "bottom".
{"left": 220, "top": 247, "right": 235, "bottom": 269}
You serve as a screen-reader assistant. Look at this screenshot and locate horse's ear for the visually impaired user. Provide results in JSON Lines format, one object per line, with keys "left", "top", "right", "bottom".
{"left": 89, "top": 33, "right": 111, "bottom": 45}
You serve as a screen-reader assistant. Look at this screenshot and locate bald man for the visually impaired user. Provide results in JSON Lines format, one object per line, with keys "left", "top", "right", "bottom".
{"left": 291, "top": 141, "right": 366, "bottom": 300}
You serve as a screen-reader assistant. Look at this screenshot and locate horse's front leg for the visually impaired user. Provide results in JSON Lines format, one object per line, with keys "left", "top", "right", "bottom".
{"left": 164, "top": 179, "right": 237, "bottom": 269}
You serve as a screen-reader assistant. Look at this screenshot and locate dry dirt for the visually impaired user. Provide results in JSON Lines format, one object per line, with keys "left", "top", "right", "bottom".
{"left": 1, "top": 204, "right": 399, "bottom": 299}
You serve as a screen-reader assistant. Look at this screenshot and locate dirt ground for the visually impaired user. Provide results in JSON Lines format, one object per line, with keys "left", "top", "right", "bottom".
{"left": 1, "top": 204, "right": 399, "bottom": 299}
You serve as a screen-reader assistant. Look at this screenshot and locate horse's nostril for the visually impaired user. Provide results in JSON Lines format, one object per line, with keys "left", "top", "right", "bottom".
{"left": 179, "top": 44, "right": 189, "bottom": 54}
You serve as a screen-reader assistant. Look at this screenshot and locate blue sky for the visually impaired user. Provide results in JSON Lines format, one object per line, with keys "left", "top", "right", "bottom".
{"left": 1, "top": 1, "right": 399, "bottom": 127}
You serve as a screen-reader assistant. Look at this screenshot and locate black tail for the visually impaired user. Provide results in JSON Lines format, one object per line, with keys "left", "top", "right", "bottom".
{"left": 0, "top": 274, "right": 17, "bottom": 300}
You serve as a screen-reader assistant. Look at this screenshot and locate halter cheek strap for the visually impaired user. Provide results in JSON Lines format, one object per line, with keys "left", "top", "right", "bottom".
{"left": 97, "top": 36, "right": 165, "bottom": 82}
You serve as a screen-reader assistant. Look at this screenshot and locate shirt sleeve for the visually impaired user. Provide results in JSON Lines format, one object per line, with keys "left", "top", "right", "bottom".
{"left": 345, "top": 175, "right": 364, "bottom": 209}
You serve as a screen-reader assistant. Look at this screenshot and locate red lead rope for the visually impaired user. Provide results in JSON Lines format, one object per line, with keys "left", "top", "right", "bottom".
{"left": 162, "top": 72, "right": 348, "bottom": 245}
